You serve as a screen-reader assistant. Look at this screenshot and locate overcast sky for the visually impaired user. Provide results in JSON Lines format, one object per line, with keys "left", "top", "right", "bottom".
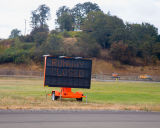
{"left": 0, "top": 0, "right": 160, "bottom": 39}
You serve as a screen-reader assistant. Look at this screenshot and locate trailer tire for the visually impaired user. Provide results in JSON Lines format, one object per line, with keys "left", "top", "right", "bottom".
{"left": 55, "top": 96, "right": 59, "bottom": 100}
{"left": 76, "top": 98, "right": 83, "bottom": 102}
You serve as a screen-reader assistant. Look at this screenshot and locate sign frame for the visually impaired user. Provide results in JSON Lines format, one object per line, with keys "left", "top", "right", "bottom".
{"left": 43, "top": 56, "right": 92, "bottom": 89}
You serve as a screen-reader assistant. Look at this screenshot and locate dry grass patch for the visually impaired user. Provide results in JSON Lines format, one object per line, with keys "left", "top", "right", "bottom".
{"left": 0, "top": 78, "right": 160, "bottom": 111}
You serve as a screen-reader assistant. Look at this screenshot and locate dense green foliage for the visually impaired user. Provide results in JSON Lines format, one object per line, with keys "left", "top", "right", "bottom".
{"left": 31, "top": 4, "right": 50, "bottom": 29}
{"left": 81, "top": 11, "right": 160, "bottom": 65}
{"left": 56, "top": 2, "right": 101, "bottom": 31}
{"left": 0, "top": 2, "right": 160, "bottom": 65}
{"left": 56, "top": 6, "right": 74, "bottom": 31}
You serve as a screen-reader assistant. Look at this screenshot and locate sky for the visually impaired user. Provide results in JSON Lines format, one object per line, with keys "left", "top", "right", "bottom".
{"left": 0, "top": 0, "right": 160, "bottom": 39}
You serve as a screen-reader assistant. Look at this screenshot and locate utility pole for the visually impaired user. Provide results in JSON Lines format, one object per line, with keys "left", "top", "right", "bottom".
{"left": 24, "top": 19, "right": 27, "bottom": 35}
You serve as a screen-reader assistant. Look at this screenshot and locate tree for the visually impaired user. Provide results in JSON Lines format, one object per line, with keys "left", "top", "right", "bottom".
{"left": 56, "top": 2, "right": 101, "bottom": 31}
{"left": 31, "top": 4, "right": 50, "bottom": 29}
{"left": 56, "top": 6, "right": 70, "bottom": 18}
{"left": 109, "top": 28, "right": 127, "bottom": 43}
{"left": 124, "top": 23, "right": 158, "bottom": 61}
{"left": 56, "top": 12, "right": 74, "bottom": 31}
{"left": 30, "top": 4, "right": 50, "bottom": 44}
{"left": 71, "top": 2, "right": 101, "bottom": 30}
{"left": 157, "top": 35, "right": 160, "bottom": 42}
{"left": 152, "top": 42, "right": 160, "bottom": 59}
{"left": 56, "top": 6, "right": 74, "bottom": 31}
{"left": 82, "top": 11, "right": 125, "bottom": 48}
{"left": 9, "top": 29, "right": 21, "bottom": 38}
{"left": 83, "top": 2, "right": 101, "bottom": 14}
{"left": 31, "top": 10, "right": 40, "bottom": 29}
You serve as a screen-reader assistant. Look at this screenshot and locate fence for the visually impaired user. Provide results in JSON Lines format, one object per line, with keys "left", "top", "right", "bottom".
{"left": 0, "top": 69, "right": 159, "bottom": 82}
{"left": 0, "top": 69, "right": 43, "bottom": 78}
{"left": 92, "top": 74, "right": 160, "bottom": 82}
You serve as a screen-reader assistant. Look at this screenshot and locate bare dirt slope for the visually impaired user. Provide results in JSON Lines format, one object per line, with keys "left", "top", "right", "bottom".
{"left": 0, "top": 59, "right": 160, "bottom": 76}
{"left": 0, "top": 63, "right": 43, "bottom": 72}
{"left": 92, "top": 58, "right": 160, "bottom": 76}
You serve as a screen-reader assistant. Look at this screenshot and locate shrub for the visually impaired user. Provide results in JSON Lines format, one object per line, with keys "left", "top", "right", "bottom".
{"left": 61, "top": 30, "right": 71, "bottom": 38}
{"left": 19, "top": 35, "right": 34, "bottom": 42}
{"left": 109, "top": 41, "right": 136, "bottom": 64}
{"left": 39, "top": 33, "right": 64, "bottom": 55}
{"left": 0, "top": 48, "right": 31, "bottom": 64}
{"left": 68, "top": 31, "right": 82, "bottom": 37}
{"left": 33, "top": 32, "right": 48, "bottom": 46}
{"left": 73, "top": 33, "right": 101, "bottom": 57}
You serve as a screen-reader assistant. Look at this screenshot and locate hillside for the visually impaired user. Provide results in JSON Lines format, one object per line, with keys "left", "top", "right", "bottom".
{"left": 0, "top": 36, "right": 160, "bottom": 76}
{"left": 1, "top": 2, "right": 160, "bottom": 71}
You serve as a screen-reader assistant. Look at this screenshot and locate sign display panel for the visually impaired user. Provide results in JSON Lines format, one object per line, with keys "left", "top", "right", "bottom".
{"left": 44, "top": 56, "right": 92, "bottom": 89}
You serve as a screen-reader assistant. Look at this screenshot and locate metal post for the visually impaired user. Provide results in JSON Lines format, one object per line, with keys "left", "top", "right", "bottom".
{"left": 86, "top": 94, "right": 88, "bottom": 104}
{"left": 60, "top": 88, "right": 62, "bottom": 102}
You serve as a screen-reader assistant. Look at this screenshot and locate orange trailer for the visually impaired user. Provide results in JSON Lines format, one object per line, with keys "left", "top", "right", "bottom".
{"left": 43, "top": 55, "right": 92, "bottom": 101}
{"left": 51, "top": 88, "right": 85, "bottom": 101}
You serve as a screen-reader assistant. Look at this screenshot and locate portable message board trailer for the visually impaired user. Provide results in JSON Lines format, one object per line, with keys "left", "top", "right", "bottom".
{"left": 43, "top": 55, "right": 92, "bottom": 101}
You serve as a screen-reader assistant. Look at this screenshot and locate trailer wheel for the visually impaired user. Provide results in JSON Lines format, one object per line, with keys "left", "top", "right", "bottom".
{"left": 52, "top": 92, "right": 56, "bottom": 101}
{"left": 55, "top": 96, "right": 59, "bottom": 100}
{"left": 76, "top": 98, "right": 83, "bottom": 102}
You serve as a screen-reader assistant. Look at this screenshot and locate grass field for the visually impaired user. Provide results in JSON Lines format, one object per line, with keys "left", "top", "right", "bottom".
{"left": 0, "top": 77, "right": 160, "bottom": 111}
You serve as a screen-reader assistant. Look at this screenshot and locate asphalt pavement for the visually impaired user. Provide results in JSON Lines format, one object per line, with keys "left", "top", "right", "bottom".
{"left": 0, "top": 110, "right": 160, "bottom": 128}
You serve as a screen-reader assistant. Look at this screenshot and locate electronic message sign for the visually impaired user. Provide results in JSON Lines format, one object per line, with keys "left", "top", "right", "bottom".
{"left": 44, "top": 56, "right": 92, "bottom": 89}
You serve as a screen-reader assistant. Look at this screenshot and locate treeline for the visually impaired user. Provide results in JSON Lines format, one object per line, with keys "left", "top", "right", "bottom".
{"left": 0, "top": 2, "right": 160, "bottom": 65}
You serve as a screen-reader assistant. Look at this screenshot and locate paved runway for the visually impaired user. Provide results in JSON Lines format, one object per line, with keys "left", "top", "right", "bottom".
{"left": 0, "top": 110, "right": 160, "bottom": 128}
